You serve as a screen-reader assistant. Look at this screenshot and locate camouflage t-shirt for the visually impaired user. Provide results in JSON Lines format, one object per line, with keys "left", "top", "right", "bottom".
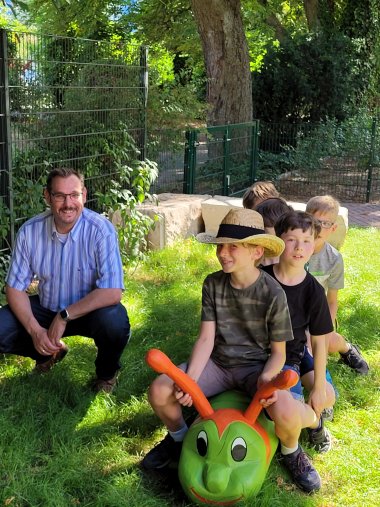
{"left": 201, "top": 270, "right": 294, "bottom": 367}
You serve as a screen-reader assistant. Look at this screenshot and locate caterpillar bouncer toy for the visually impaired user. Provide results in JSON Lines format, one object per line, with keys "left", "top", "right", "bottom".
{"left": 145, "top": 349, "right": 299, "bottom": 505}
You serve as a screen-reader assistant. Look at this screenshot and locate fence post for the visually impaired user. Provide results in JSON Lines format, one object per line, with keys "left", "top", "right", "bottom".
{"left": 365, "top": 117, "right": 377, "bottom": 203}
{"left": 139, "top": 45, "right": 148, "bottom": 161}
{"left": 250, "top": 120, "right": 259, "bottom": 183}
{"left": 184, "top": 130, "right": 197, "bottom": 194}
{"left": 223, "top": 125, "right": 231, "bottom": 195}
{"left": 0, "top": 29, "right": 14, "bottom": 248}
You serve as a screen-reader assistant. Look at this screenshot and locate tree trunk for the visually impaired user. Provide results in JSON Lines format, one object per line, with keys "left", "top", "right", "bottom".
{"left": 190, "top": 0, "right": 252, "bottom": 126}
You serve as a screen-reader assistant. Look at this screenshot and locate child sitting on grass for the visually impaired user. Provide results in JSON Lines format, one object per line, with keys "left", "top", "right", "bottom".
{"left": 142, "top": 208, "right": 327, "bottom": 493}
{"left": 305, "top": 195, "right": 369, "bottom": 375}
{"left": 262, "top": 210, "right": 336, "bottom": 452}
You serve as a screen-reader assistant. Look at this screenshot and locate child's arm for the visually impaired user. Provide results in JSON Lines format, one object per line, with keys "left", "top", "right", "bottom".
{"left": 258, "top": 340, "right": 286, "bottom": 408}
{"left": 173, "top": 320, "right": 215, "bottom": 408}
{"left": 258, "top": 340, "right": 286, "bottom": 387}
{"left": 308, "top": 334, "right": 327, "bottom": 417}
{"left": 326, "top": 288, "right": 339, "bottom": 324}
{"left": 186, "top": 320, "right": 216, "bottom": 381}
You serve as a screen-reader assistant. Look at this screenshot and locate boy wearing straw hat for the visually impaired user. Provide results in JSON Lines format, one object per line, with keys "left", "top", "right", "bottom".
{"left": 143, "top": 209, "right": 323, "bottom": 493}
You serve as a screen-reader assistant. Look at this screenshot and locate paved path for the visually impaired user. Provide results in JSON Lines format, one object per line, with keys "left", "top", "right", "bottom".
{"left": 342, "top": 203, "right": 380, "bottom": 228}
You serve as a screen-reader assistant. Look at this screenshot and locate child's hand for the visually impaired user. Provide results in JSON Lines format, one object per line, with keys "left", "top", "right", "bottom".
{"left": 307, "top": 388, "right": 326, "bottom": 419}
{"left": 259, "top": 390, "right": 278, "bottom": 408}
{"left": 173, "top": 383, "right": 193, "bottom": 407}
{"left": 257, "top": 371, "right": 274, "bottom": 388}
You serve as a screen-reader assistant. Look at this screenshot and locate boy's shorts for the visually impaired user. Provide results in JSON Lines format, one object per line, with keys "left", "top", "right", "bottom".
{"left": 179, "top": 359, "right": 266, "bottom": 398}
{"left": 285, "top": 346, "right": 337, "bottom": 402}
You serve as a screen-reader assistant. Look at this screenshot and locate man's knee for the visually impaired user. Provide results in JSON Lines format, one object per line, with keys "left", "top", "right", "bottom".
{"left": 90, "top": 304, "right": 130, "bottom": 343}
{"left": 0, "top": 305, "right": 22, "bottom": 352}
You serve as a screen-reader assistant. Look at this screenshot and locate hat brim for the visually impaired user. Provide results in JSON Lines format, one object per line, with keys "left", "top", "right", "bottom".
{"left": 196, "top": 232, "right": 284, "bottom": 258}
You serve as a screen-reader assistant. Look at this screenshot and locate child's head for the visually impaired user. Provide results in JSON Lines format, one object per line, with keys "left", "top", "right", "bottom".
{"left": 242, "top": 181, "right": 279, "bottom": 209}
{"left": 255, "top": 197, "right": 294, "bottom": 233}
{"left": 305, "top": 195, "right": 339, "bottom": 243}
{"left": 196, "top": 208, "right": 285, "bottom": 267}
{"left": 274, "top": 211, "right": 321, "bottom": 265}
{"left": 275, "top": 210, "right": 321, "bottom": 240}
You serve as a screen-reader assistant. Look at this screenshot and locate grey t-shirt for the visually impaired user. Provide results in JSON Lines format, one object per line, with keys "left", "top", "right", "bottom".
{"left": 201, "top": 270, "right": 294, "bottom": 367}
{"left": 307, "top": 242, "right": 344, "bottom": 292}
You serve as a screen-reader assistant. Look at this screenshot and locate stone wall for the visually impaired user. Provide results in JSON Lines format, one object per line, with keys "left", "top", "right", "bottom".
{"left": 137, "top": 193, "right": 348, "bottom": 251}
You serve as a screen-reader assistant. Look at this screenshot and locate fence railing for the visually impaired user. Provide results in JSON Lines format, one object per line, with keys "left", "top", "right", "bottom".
{"left": 147, "top": 118, "right": 380, "bottom": 204}
{"left": 0, "top": 30, "right": 147, "bottom": 254}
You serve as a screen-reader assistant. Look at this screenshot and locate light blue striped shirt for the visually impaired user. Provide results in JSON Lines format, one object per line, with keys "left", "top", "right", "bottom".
{"left": 6, "top": 208, "right": 124, "bottom": 311}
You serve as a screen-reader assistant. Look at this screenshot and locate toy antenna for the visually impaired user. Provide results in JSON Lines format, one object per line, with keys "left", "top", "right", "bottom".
{"left": 146, "top": 349, "right": 214, "bottom": 418}
{"left": 244, "top": 369, "right": 299, "bottom": 424}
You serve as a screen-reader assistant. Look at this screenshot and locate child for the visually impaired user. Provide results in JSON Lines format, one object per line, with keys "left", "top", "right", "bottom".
{"left": 255, "top": 197, "right": 293, "bottom": 265}
{"left": 262, "top": 211, "right": 336, "bottom": 452}
{"left": 142, "top": 209, "right": 325, "bottom": 493}
{"left": 242, "top": 180, "right": 279, "bottom": 209}
{"left": 305, "top": 195, "right": 369, "bottom": 374}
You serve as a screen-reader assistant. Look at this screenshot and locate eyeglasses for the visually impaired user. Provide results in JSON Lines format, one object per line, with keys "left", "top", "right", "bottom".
{"left": 50, "top": 192, "right": 83, "bottom": 202}
{"left": 316, "top": 219, "right": 335, "bottom": 229}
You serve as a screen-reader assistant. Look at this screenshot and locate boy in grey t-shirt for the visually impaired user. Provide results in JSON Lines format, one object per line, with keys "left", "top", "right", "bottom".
{"left": 143, "top": 209, "right": 326, "bottom": 493}
{"left": 306, "top": 195, "right": 369, "bottom": 375}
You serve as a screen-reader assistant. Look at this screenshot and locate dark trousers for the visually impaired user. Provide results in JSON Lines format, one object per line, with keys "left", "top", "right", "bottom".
{"left": 0, "top": 295, "right": 130, "bottom": 380}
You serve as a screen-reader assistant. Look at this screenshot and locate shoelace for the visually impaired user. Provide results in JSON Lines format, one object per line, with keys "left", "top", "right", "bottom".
{"left": 286, "top": 451, "right": 311, "bottom": 476}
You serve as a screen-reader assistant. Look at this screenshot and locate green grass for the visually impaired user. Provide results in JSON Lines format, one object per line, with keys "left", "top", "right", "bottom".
{"left": 1, "top": 227, "right": 379, "bottom": 507}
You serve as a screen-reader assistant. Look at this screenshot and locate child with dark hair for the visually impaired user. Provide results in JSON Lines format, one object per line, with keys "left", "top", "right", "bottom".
{"left": 262, "top": 210, "right": 336, "bottom": 453}
{"left": 242, "top": 181, "right": 279, "bottom": 209}
{"left": 255, "top": 197, "right": 293, "bottom": 265}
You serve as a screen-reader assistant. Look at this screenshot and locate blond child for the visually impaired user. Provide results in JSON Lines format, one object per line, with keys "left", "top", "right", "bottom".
{"left": 242, "top": 180, "right": 279, "bottom": 209}
{"left": 305, "top": 195, "right": 369, "bottom": 374}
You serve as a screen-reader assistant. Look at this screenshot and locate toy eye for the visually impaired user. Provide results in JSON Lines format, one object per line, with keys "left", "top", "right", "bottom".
{"left": 196, "top": 430, "right": 208, "bottom": 457}
{"left": 231, "top": 437, "right": 247, "bottom": 462}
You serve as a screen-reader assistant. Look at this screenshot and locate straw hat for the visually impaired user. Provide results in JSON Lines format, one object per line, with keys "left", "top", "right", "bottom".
{"left": 196, "top": 208, "right": 284, "bottom": 258}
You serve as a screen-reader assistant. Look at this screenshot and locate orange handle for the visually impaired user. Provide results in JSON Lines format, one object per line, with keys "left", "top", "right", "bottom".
{"left": 145, "top": 349, "right": 214, "bottom": 418}
{"left": 244, "top": 369, "right": 299, "bottom": 423}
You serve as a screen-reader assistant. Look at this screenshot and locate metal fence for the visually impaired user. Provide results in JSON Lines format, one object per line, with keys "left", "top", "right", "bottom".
{"left": 148, "top": 122, "right": 259, "bottom": 197}
{"left": 256, "top": 119, "right": 380, "bottom": 203}
{"left": 148, "top": 118, "right": 380, "bottom": 204}
{"left": 0, "top": 30, "right": 147, "bottom": 253}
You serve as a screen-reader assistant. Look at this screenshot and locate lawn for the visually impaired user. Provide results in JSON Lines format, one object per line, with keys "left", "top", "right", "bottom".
{"left": 0, "top": 227, "right": 379, "bottom": 507}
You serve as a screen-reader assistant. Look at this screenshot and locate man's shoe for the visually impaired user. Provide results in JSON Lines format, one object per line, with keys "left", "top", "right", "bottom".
{"left": 321, "top": 407, "right": 334, "bottom": 422}
{"left": 91, "top": 374, "right": 118, "bottom": 393}
{"left": 34, "top": 344, "right": 69, "bottom": 373}
{"left": 142, "top": 433, "right": 182, "bottom": 470}
{"left": 339, "top": 343, "right": 369, "bottom": 375}
{"left": 307, "top": 417, "right": 332, "bottom": 453}
{"left": 279, "top": 445, "right": 321, "bottom": 493}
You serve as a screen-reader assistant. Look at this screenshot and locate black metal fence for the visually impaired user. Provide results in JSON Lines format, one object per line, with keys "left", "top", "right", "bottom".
{"left": 0, "top": 30, "right": 147, "bottom": 254}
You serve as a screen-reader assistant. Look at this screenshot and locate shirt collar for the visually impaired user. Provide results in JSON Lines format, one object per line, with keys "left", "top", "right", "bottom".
{"left": 49, "top": 209, "right": 84, "bottom": 241}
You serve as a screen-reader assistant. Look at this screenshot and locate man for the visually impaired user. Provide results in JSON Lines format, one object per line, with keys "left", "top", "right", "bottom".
{"left": 0, "top": 167, "right": 130, "bottom": 393}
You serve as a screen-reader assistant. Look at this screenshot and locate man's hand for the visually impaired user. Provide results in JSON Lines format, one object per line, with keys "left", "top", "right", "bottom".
{"left": 31, "top": 325, "right": 62, "bottom": 356}
{"left": 173, "top": 383, "right": 193, "bottom": 407}
{"left": 47, "top": 313, "right": 67, "bottom": 348}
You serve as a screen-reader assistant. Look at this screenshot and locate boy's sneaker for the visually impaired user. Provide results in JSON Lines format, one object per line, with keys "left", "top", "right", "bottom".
{"left": 307, "top": 417, "right": 332, "bottom": 453}
{"left": 339, "top": 343, "right": 369, "bottom": 375}
{"left": 321, "top": 407, "right": 334, "bottom": 422}
{"left": 279, "top": 445, "right": 321, "bottom": 493}
{"left": 142, "top": 433, "right": 182, "bottom": 470}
